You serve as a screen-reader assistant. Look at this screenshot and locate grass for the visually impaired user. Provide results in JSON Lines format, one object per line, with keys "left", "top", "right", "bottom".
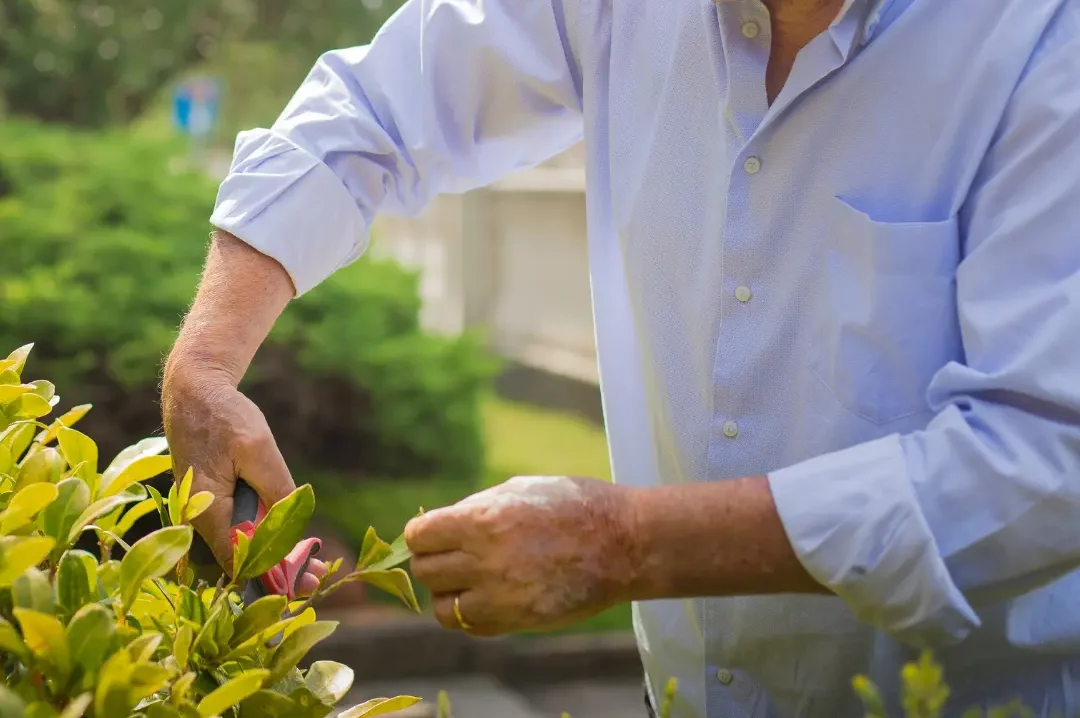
{"left": 312, "top": 394, "right": 633, "bottom": 636}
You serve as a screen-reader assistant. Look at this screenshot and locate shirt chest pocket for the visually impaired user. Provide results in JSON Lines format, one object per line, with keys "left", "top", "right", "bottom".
{"left": 809, "top": 197, "right": 963, "bottom": 426}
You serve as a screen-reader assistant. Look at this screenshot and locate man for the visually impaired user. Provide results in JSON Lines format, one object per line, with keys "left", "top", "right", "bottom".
{"left": 161, "top": 0, "right": 1080, "bottom": 714}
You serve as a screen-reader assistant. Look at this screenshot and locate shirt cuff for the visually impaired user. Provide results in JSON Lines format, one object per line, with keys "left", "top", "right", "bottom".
{"left": 768, "top": 434, "right": 980, "bottom": 646}
{"left": 209, "top": 129, "right": 369, "bottom": 296}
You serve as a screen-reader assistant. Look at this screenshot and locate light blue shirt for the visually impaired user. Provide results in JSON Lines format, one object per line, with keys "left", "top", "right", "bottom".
{"left": 209, "top": 0, "right": 1080, "bottom": 714}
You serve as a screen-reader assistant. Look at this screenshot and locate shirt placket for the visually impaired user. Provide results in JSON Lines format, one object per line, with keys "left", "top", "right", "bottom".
{"left": 702, "top": 0, "right": 879, "bottom": 715}
{"left": 703, "top": 1, "right": 773, "bottom": 715}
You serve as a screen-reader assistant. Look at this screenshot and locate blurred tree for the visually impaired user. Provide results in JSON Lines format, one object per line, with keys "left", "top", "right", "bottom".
{"left": 0, "top": 0, "right": 398, "bottom": 128}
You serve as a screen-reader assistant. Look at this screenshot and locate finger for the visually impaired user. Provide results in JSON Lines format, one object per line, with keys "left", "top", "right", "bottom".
{"left": 306, "top": 558, "right": 328, "bottom": 579}
{"left": 411, "top": 551, "right": 480, "bottom": 594}
{"left": 294, "top": 572, "right": 321, "bottom": 597}
{"left": 431, "top": 592, "right": 466, "bottom": 632}
{"left": 405, "top": 507, "right": 467, "bottom": 555}
{"left": 183, "top": 464, "right": 239, "bottom": 574}
{"left": 233, "top": 421, "right": 296, "bottom": 509}
{"left": 431, "top": 591, "right": 499, "bottom": 637}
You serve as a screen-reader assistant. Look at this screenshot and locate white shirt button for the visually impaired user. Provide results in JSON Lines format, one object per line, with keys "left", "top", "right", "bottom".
{"left": 743, "top": 156, "right": 761, "bottom": 174}
{"left": 717, "top": 668, "right": 734, "bottom": 685}
{"left": 734, "top": 285, "right": 752, "bottom": 302}
{"left": 741, "top": 21, "right": 760, "bottom": 39}
{"left": 722, "top": 421, "right": 739, "bottom": 439}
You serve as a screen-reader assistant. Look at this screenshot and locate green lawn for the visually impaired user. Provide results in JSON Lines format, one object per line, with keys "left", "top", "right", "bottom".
{"left": 311, "top": 394, "right": 633, "bottom": 636}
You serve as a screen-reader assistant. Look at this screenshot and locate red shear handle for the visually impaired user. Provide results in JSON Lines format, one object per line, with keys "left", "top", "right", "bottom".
{"left": 230, "top": 480, "right": 322, "bottom": 601}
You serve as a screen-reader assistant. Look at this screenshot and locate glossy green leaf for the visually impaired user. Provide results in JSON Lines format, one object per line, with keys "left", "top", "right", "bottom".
{"left": 66, "top": 493, "right": 144, "bottom": 544}
{"left": 353, "top": 568, "right": 420, "bottom": 613}
{"left": 0, "top": 444, "right": 12, "bottom": 476}
{"left": 93, "top": 649, "right": 133, "bottom": 718}
{"left": 174, "top": 624, "right": 194, "bottom": 670}
{"left": 99, "top": 453, "right": 172, "bottom": 499}
{"left": 221, "top": 610, "right": 308, "bottom": 662}
{"left": 356, "top": 527, "right": 392, "bottom": 569}
{"left": 35, "top": 405, "right": 92, "bottom": 447}
{"left": 130, "top": 662, "right": 172, "bottom": 704}
{"left": 27, "top": 380, "right": 54, "bottom": 402}
{"left": 177, "top": 467, "right": 192, "bottom": 514}
{"left": 183, "top": 491, "right": 213, "bottom": 523}
{"left": 285, "top": 687, "right": 335, "bottom": 718}
{"left": 66, "top": 603, "right": 116, "bottom": 677}
{"left": 232, "top": 529, "right": 250, "bottom": 579}
{"left": 118, "top": 526, "right": 193, "bottom": 610}
{"left": 13, "top": 393, "right": 52, "bottom": 420}
{"left": 167, "top": 480, "right": 181, "bottom": 528}
{"left": 266, "top": 620, "right": 338, "bottom": 687}
{"left": 305, "top": 661, "right": 354, "bottom": 705}
{"left": 197, "top": 669, "right": 271, "bottom": 718}
{"left": 113, "top": 499, "right": 157, "bottom": 539}
{"left": 126, "top": 632, "right": 162, "bottom": 662}
{"left": 14, "top": 608, "right": 71, "bottom": 678}
{"left": 170, "top": 671, "right": 197, "bottom": 705}
{"left": 1, "top": 423, "right": 37, "bottom": 467}
{"left": 0, "top": 617, "right": 29, "bottom": 660}
{"left": 0, "top": 685, "right": 27, "bottom": 718}
{"left": 178, "top": 586, "right": 205, "bottom": 626}
{"left": 14, "top": 448, "right": 65, "bottom": 491}
{"left": 57, "top": 694, "right": 92, "bottom": 718}
{"left": 56, "top": 550, "right": 96, "bottom": 617}
{"left": 146, "top": 702, "right": 185, "bottom": 718}
{"left": 0, "top": 384, "right": 33, "bottom": 404}
{"left": 146, "top": 484, "right": 169, "bottom": 527}
{"left": 0, "top": 536, "right": 55, "bottom": 587}
{"left": 39, "top": 478, "right": 89, "bottom": 545}
{"left": 56, "top": 427, "right": 97, "bottom": 481}
{"left": 11, "top": 567, "right": 54, "bottom": 613}
{"left": 231, "top": 595, "right": 287, "bottom": 647}
{"left": 237, "top": 484, "right": 315, "bottom": 582}
{"left": 0, "top": 483, "right": 58, "bottom": 533}
{"left": 337, "top": 697, "right": 423, "bottom": 718}
{"left": 238, "top": 690, "right": 296, "bottom": 718}
{"left": 371, "top": 531, "right": 413, "bottom": 571}
{"left": 194, "top": 603, "right": 228, "bottom": 660}
{"left": 100, "top": 437, "right": 168, "bottom": 487}
{"left": 96, "top": 559, "right": 121, "bottom": 597}
{"left": 3, "top": 344, "right": 33, "bottom": 378}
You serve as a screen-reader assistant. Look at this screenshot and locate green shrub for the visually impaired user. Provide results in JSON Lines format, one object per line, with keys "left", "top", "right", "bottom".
{"left": 0, "top": 343, "right": 425, "bottom": 716}
{"left": 0, "top": 119, "right": 495, "bottom": 484}
{"left": 0, "top": 0, "right": 399, "bottom": 129}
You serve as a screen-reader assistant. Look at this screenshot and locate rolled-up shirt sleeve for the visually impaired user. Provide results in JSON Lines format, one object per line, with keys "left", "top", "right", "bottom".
{"left": 768, "top": 33, "right": 1080, "bottom": 646}
{"left": 210, "top": 0, "right": 584, "bottom": 295}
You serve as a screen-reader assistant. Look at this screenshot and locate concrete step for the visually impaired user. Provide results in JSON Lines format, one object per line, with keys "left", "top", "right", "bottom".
{"left": 519, "top": 679, "right": 646, "bottom": 718}
{"left": 339, "top": 675, "right": 546, "bottom": 718}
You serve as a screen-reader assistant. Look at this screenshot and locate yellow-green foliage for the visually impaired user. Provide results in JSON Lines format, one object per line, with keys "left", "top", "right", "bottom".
{"left": 0, "top": 343, "right": 423, "bottom": 717}
{"left": 853, "top": 650, "right": 1037, "bottom": 718}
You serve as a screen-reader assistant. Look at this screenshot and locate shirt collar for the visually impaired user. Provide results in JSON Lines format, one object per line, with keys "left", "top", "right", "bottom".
{"left": 829, "top": 0, "right": 898, "bottom": 57}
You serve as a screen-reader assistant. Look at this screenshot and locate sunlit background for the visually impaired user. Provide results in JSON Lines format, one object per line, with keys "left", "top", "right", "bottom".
{"left": 0, "top": 0, "right": 625, "bottom": 637}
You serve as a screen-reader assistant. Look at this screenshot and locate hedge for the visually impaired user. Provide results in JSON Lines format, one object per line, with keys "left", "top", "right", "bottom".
{"left": 0, "top": 119, "right": 495, "bottom": 484}
{"left": 0, "top": 343, "right": 423, "bottom": 716}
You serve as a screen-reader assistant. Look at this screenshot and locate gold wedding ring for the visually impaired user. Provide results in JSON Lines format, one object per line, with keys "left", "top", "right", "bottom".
{"left": 453, "top": 595, "right": 472, "bottom": 631}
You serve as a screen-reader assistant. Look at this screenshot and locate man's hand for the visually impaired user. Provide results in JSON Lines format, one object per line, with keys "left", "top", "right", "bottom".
{"left": 163, "top": 231, "right": 325, "bottom": 590}
{"left": 405, "top": 476, "right": 640, "bottom": 636}
{"left": 162, "top": 371, "right": 297, "bottom": 575}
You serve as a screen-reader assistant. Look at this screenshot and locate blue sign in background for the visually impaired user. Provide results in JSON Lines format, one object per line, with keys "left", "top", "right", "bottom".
{"left": 173, "top": 77, "right": 220, "bottom": 138}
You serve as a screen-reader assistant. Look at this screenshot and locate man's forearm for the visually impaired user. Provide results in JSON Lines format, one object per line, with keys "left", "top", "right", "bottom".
{"left": 164, "top": 230, "right": 294, "bottom": 387}
{"left": 622, "top": 476, "right": 829, "bottom": 601}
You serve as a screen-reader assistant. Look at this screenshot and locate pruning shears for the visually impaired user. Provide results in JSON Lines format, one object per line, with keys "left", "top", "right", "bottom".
{"left": 230, "top": 479, "right": 322, "bottom": 607}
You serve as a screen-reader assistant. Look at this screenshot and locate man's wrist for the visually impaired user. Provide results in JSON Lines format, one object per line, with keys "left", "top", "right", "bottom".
{"left": 164, "top": 230, "right": 294, "bottom": 391}
{"left": 608, "top": 477, "right": 826, "bottom": 603}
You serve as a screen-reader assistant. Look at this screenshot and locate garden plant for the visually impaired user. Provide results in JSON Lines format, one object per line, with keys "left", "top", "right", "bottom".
{"left": 0, "top": 343, "right": 424, "bottom": 717}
